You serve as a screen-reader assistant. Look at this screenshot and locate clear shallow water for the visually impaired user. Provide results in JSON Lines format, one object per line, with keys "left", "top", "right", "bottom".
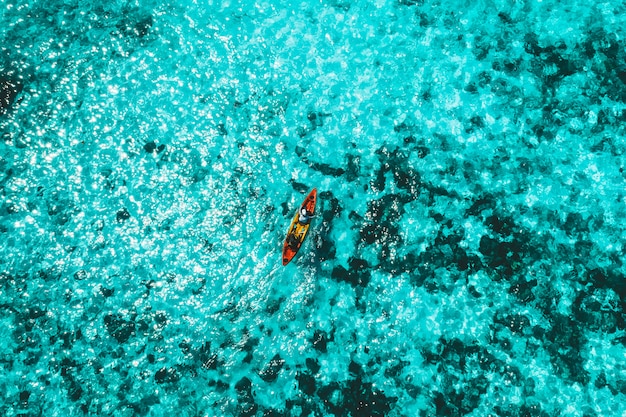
{"left": 1, "top": 0, "right": 626, "bottom": 416}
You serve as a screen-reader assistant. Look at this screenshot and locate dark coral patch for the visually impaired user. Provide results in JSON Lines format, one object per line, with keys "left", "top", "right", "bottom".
{"left": 103, "top": 314, "right": 135, "bottom": 343}
{"left": 297, "top": 372, "right": 316, "bottom": 396}
{"left": 360, "top": 222, "right": 402, "bottom": 250}
{"left": 154, "top": 367, "right": 180, "bottom": 384}
{"left": 421, "top": 338, "right": 492, "bottom": 414}
{"left": 259, "top": 354, "right": 285, "bottom": 382}
{"left": 343, "top": 376, "right": 395, "bottom": 417}
{"left": 311, "top": 330, "right": 329, "bottom": 353}
{"left": 290, "top": 181, "right": 310, "bottom": 194}
{"left": 318, "top": 372, "right": 396, "bottom": 417}
{"left": 485, "top": 214, "right": 516, "bottom": 237}
{"left": 330, "top": 258, "right": 371, "bottom": 288}
{"left": 0, "top": 77, "right": 23, "bottom": 114}
{"left": 116, "top": 14, "right": 153, "bottom": 39}
{"left": 320, "top": 191, "right": 343, "bottom": 222}
{"left": 116, "top": 208, "right": 131, "bottom": 223}
{"left": 543, "top": 314, "right": 589, "bottom": 384}
{"left": 345, "top": 154, "right": 361, "bottom": 182}
{"left": 508, "top": 278, "right": 537, "bottom": 304}
{"left": 195, "top": 341, "right": 218, "bottom": 370}
{"left": 587, "top": 268, "right": 626, "bottom": 301}
{"left": 309, "top": 162, "right": 345, "bottom": 177}
{"left": 235, "top": 377, "right": 258, "bottom": 417}
{"left": 495, "top": 312, "right": 531, "bottom": 335}
{"left": 572, "top": 289, "right": 624, "bottom": 334}
{"left": 312, "top": 191, "right": 341, "bottom": 262}
{"left": 306, "top": 358, "right": 321, "bottom": 374}
{"left": 478, "top": 236, "right": 523, "bottom": 279}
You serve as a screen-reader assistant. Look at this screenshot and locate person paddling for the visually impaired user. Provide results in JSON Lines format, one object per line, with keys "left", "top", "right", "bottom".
{"left": 298, "top": 207, "right": 313, "bottom": 224}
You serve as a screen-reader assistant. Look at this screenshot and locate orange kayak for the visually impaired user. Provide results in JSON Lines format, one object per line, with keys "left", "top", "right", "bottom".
{"left": 282, "top": 188, "right": 317, "bottom": 265}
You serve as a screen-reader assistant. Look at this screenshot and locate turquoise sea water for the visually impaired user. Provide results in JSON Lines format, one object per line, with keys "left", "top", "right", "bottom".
{"left": 2, "top": 0, "right": 626, "bottom": 416}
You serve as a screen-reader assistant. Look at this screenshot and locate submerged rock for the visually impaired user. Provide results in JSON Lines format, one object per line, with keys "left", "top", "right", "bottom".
{"left": 0, "top": 77, "right": 22, "bottom": 114}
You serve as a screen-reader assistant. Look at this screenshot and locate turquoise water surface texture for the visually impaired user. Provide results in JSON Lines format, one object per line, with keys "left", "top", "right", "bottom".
{"left": 1, "top": 0, "right": 626, "bottom": 416}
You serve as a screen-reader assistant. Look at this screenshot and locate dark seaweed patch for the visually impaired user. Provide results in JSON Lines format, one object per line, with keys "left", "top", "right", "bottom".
{"left": 484, "top": 214, "right": 515, "bottom": 237}
{"left": 241, "top": 329, "right": 260, "bottom": 364}
{"left": 422, "top": 339, "right": 492, "bottom": 414}
{"left": 73, "top": 270, "right": 87, "bottom": 281}
{"left": 365, "top": 194, "right": 408, "bottom": 223}
{"left": 265, "top": 297, "right": 284, "bottom": 316}
{"left": 590, "top": 136, "right": 622, "bottom": 156}
{"left": 572, "top": 289, "right": 625, "bottom": 334}
{"left": 343, "top": 376, "right": 395, "bottom": 416}
{"left": 116, "top": 208, "right": 131, "bottom": 223}
{"left": 235, "top": 376, "right": 258, "bottom": 417}
{"left": 307, "top": 111, "right": 330, "bottom": 130}
{"left": 370, "top": 145, "right": 422, "bottom": 195}
{"left": 289, "top": 181, "right": 310, "bottom": 194}
{"left": 490, "top": 77, "right": 517, "bottom": 96}
{"left": 143, "top": 141, "right": 157, "bottom": 153}
{"left": 57, "top": 329, "right": 82, "bottom": 349}
{"left": 309, "top": 162, "right": 345, "bottom": 177}
{"left": 313, "top": 228, "right": 336, "bottom": 261}
{"left": 345, "top": 154, "right": 360, "bottom": 182}
{"left": 464, "top": 82, "right": 478, "bottom": 94}
{"left": 525, "top": 35, "right": 580, "bottom": 88}
{"left": 561, "top": 212, "right": 589, "bottom": 235}
{"left": 432, "top": 392, "right": 450, "bottom": 415}
{"left": 103, "top": 314, "right": 135, "bottom": 343}
{"left": 134, "top": 15, "right": 153, "bottom": 38}
{"left": 55, "top": 357, "right": 85, "bottom": 404}
{"left": 468, "top": 285, "right": 482, "bottom": 298}
{"left": 360, "top": 222, "right": 402, "bottom": 248}
{"left": 380, "top": 358, "right": 406, "bottom": 379}
{"left": 472, "top": 36, "right": 492, "bottom": 60}
{"left": 262, "top": 408, "right": 288, "bottom": 417}
{"left": 304, "top": 359, "right": 321, "bottom": 376}
{"left": 465, "top": 115, "right": 485, "bottom": 133}
{"left": 393, "top": 167, "right": 421, "bottom": 193}
{"left": 478, "top": 236, "right": 521, "bottom": 279}
{"left": 587, "top": 267, "right": 626, "bottom": 301}
{"left": 370, "top": 164, "right": 387, "bottom": 192}
{"left": 116, "top": 14, "right": 153, "bottom": 39}
{"left": 494, "top": 312, "right": 531, "bottom": 335}
{"left": 297, "top": 111, "right": 330, "bottom": 137}
{"left": 507, "top": 278, "right": 537, "bottom": 304}
{"left": 0, "top": 77, "right": 23, "bottom": 114}
{"left": 543, "top": 313, "right": 589, "bottom": 384}
{"left": 235, "top": 376, "right": 253, "bottom": 395}
{"left": 495, "top": 404, "right": 550, "bottom": 417}
{"left": 330, "top": 257, "right": 371, "bottom": 288}
{"left": 126, "top": 395, "right": 160, "bottom": 416}
{"left": 581, "top": 28, "right": 620, "bottom": 60}
{"left": 19, "top": 390, "right": 30, "bottom": 405}
{"left": 259, "top": 354, "right": 285, "bottom": 382}
{"left": 318, "top": 371, "right": 396, "bottom": 417}
{"left": 492, "top": 58, "right": 522, "bottom": 75}
{"left": 154, "top": 367, "right": 180, "bottom": 384}
{"left": 497, "top": 12, "right": 513, "bottom": 24}
{"left": 320, "top": 191, "right": 342, "bottom": 222}
{"left": 398, "top": 0, "right": 424, "bottom": 6}
{"left": 311, "top": 330, "right": 328, "bottom": 353}
{"left": 297, "top": 372, "right": 316, "bottom": 396}
{"left": 465, "top": 194, "right": 497, "bottom": 216}
{"left": 312, "top": 191, "right": 340, "bottom": 262}
{"left": 194, "top": 341, "right": 218, "bottom": 370}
